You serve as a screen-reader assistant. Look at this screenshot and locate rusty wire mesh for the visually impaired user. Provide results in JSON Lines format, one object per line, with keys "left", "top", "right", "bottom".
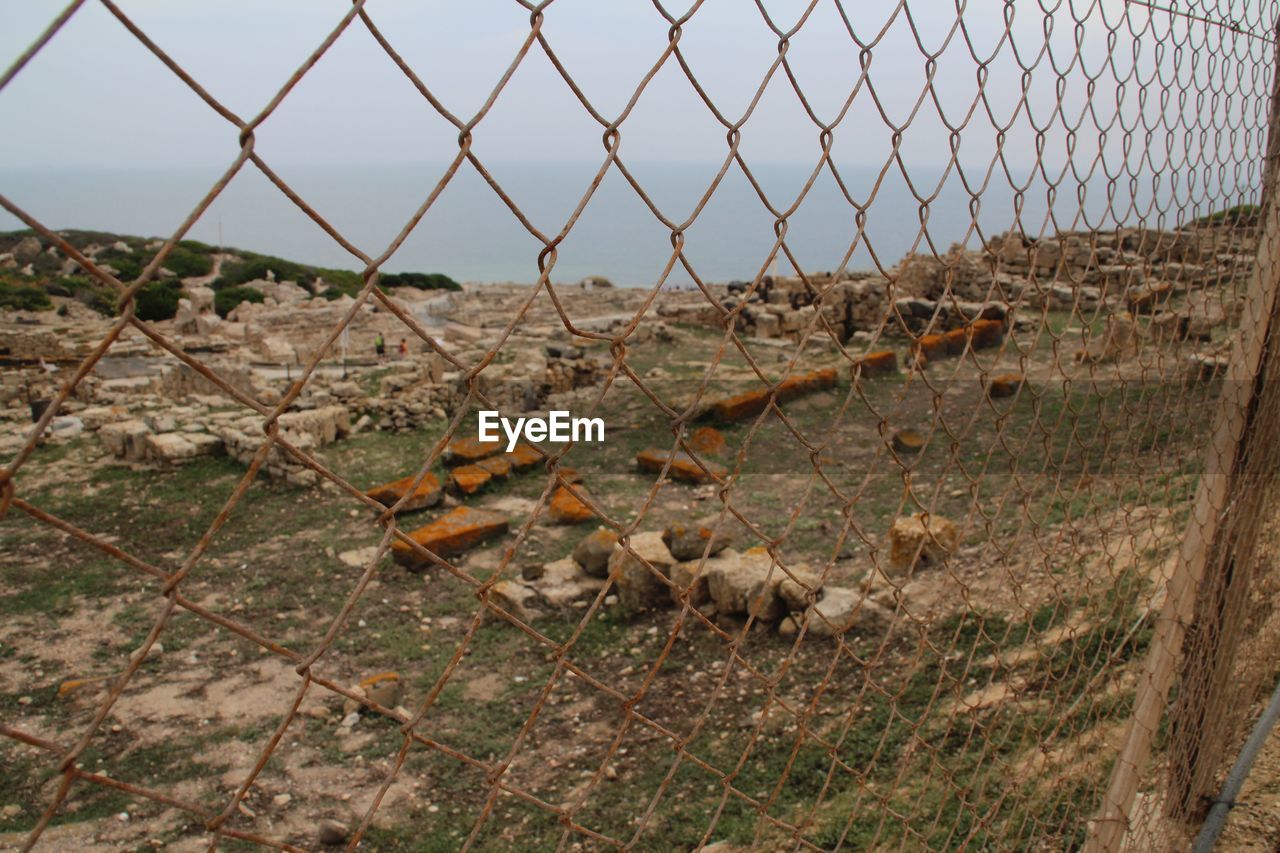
{"left": 2, "top": 0, "right": 1280, "bottom": 849}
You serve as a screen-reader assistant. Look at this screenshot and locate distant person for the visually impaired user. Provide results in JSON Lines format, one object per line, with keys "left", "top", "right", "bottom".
{"left": 398, "top": 338, "right": 408, "bottom": 358}
{"left": 374, "top": 332, "right": 386, "bottom": 361}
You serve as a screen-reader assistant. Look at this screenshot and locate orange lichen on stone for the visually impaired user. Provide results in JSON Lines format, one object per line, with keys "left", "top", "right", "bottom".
{"left": 942, "top": 327, "right": 969, "bottom": 356}
{"left": 688, "top": 426, "right": 728, "bottom": 457}
{"left": 636, "top": 448, "right": 728, "bottom": 484}
{"left": 548, "top": 486, "right": 594, "bottom": 524}
{"left": 445, "top": 436, "right": 503, "bottom": 465}
{"left": 913, "top": 334, "right": 948, "bottom": 362}
{"left": 708, "top": 368, "right": 838, "bottom": 422}
{"left": 447, "top": 464, "right": 492, "bottom": 495}
{"left": 392, "top": 507, "right": 510, "bottom": 569}
{"left": 365, "top": 472, "right": 442, "bottom": 512}
{"left": 968, "top": 318, "right": 1005, "bottom": 350}
{"left": 986, "top": 372, "right": 1024, "bottom": 399}
{"left": 476, "top": 456, "right": 513, "bottom": 479}
{"left": 504, "top": 442, "right": 543, "bottom": 470}
{"left": 358, "top": 671, "right": 400, "bottom": 689}
{"left": 852, "top": 350, "right": 898, "bottom": 379}
{"left": 891, "top": 429, "right": 927, "bottom": 454}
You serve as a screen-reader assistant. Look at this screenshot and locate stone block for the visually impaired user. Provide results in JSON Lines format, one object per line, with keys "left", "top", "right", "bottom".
{"left": 851, "top": 350, "right": 898, "bottom": 379}
{"left": 548, "top": 486, "right": 594, "bottom": 524}
{"left": 445, "top": 436, "right": 503, "bottom": 465}
{"left": 99, "top": 419, "right": 152, "bottom": 461}
{"left": 985, "top": 373, "right": 1023, "bottom": 399}
{"left": 636, "top": 448, "right": 728, "bottom": 484}
{"left": 887, "top": 513, "right": 959, "bottom": 576}
{"left": 608, "top": 531, "right": 676, "bottom": 610}
{"left": 804, "top": 588, "right": 893, "bottom": 638}
{"left": 447, "top": 464, "right": 492, "bottom": 496}
{"left": 572, "top": 528, "right": 618, "bottom": 577}
{"left": 365, "top": 472, "right": 443, "bottom": 513}
{"left": 392, "top": 507, "right": 509, "bottom": 569}
{"left": 705, "top": 548, "right": 785, "bottom": 621}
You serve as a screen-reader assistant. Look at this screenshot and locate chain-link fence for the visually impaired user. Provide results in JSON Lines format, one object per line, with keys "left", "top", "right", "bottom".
{"left": 2, "top": 0, "right": 1280, "bottom": 849}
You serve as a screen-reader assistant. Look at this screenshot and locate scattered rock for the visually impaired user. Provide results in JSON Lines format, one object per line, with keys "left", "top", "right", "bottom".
{"left": 339, "top": 546, "right": 381, "bottom": 568}
{"left": 526, "top": 557, "right": 606, "bottom": 607}
{"left": 687, "top": 426, "right": 728, "bottom": 457}
{"left": 1186, "top": 352, "right": 1230, "bottom": 382}
{"left": 548, "top": 486, "right": 594, "bottom": 524}
{"left": 669, "top": 559, "right": 711, "bottom": 607}
{"left": 361, "top": 672, "right": 402, "bottom": 709}
{"left": 705, "top": 548, "right": 785, "bottom": 621}
{"left": 1126, "top": 281, "right": 1173, "bottom": 314}
{"left": 804, "top": 587, "right": 892, "bottom": 638}
{"left": 572, "top": 528, "right": 619, "bottom": 577}
{"left": 890, "top": 428, "right": 926, "bottom": 455}
{"left": 486, "top": 579, "right": 539, "bottom": 623}
{"left": 887, "top": 513, "right": 959, "bottom": 576}
{"left": 985, "top": 373, "right": 1023, "bottom": 399}
{"left": 318, "top": 819, "right": 350, "bottom": 846}
{"left": 776, "top": 565, "right": 823, "bottom": 611}
{"left": 662, "top": 523, "right": 733, "bottom": 561}
{"left": 609, "top": 531, "right": 677, "bottom": 610}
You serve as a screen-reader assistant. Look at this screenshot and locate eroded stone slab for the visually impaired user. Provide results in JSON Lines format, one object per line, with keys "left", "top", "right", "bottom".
{"left": 365, "top": 472, "right": 442, "bottom": 512}
{"left": 392, "top": 507, "right": 509, "bottom": 569}
{"left": 636, "top": 448, "right": 728, "bottom": 484}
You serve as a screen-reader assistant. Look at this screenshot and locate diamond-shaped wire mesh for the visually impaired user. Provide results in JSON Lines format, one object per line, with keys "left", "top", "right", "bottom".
{"left": 2, "top": 0, "right": 1280, "bottom": 849}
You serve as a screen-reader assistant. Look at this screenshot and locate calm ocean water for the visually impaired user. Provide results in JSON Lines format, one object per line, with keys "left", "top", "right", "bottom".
{"left": 0, "top": 162, "right": 1187, "bottom": 286}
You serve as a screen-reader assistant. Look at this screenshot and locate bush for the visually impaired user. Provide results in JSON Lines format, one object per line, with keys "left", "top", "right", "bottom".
{"left": 314, "top": 268, "right": 364, "bottom": 298}
{"left": 381, "top": 271, "right": 460, "bottom": 291}
{"left": 214, "top": 285, "right": 265, "bottom": 318}
{"left": 59, "top": 276, "right": 117, "bottom": 316}
{"left": 162, "top": 245, "right": 214, "bottom": 278}
{"left": 1194, "top": 204, "right": 1261, "bottom": 227}
{"left": 133, "top": 281, "right": 183, "bottom": 321}
{"left": 216, "top": 255, "right": 312, "bottom": 291}
{"left": 0, "top": 281, "right": 53, "bottom": 311}
{"left": 97, "top": 248, "right": 144, "bottom": 282}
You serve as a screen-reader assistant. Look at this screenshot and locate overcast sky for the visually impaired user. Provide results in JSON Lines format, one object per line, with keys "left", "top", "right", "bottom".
{"left": 4, "top": 0, "right": 1266, "bottom": 173}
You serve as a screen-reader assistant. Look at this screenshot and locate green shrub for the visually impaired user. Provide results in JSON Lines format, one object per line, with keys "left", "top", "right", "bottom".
{"left": 315, "top": 268, "right": 364, "bottom": 297}
{"left": 1194, "top": 204, "right": 1260, "bottom": 227}
{"left": 216, "top": 255, "right": 312, "bottom": 291}
{"left": 59, "top": 276, "right": 117, "bottom": 315}
{"left": 133, "top": 281, "right": 183, "bottom": 321}
{"left": 0, "top": 281, "right": 53, "bottom": 311}
{"left": 214, "top": 285, "right": 265, "bottom": 318}
{"left": 97, "top": 249, "right": 144, "bottom": 282}
{"left": 380, "top": 271, "right": 460, "bottom": 291}
{"left": 162, "top": 245, "right": 213, "bottom": 278}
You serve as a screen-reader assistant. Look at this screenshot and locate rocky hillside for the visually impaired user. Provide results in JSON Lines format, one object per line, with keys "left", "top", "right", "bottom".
{"left": 0, "top": 229, "right": 459, "bottom": 320}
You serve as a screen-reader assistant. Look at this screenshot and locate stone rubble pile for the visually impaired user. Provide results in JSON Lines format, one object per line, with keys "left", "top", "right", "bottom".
{"left": 464, "top": 511, "right": 963, "bottom": 640}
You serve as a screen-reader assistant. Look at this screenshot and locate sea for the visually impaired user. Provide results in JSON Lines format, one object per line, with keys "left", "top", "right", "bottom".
{"left": 0, "top": 161, "right": 1211, "bottom": 287}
